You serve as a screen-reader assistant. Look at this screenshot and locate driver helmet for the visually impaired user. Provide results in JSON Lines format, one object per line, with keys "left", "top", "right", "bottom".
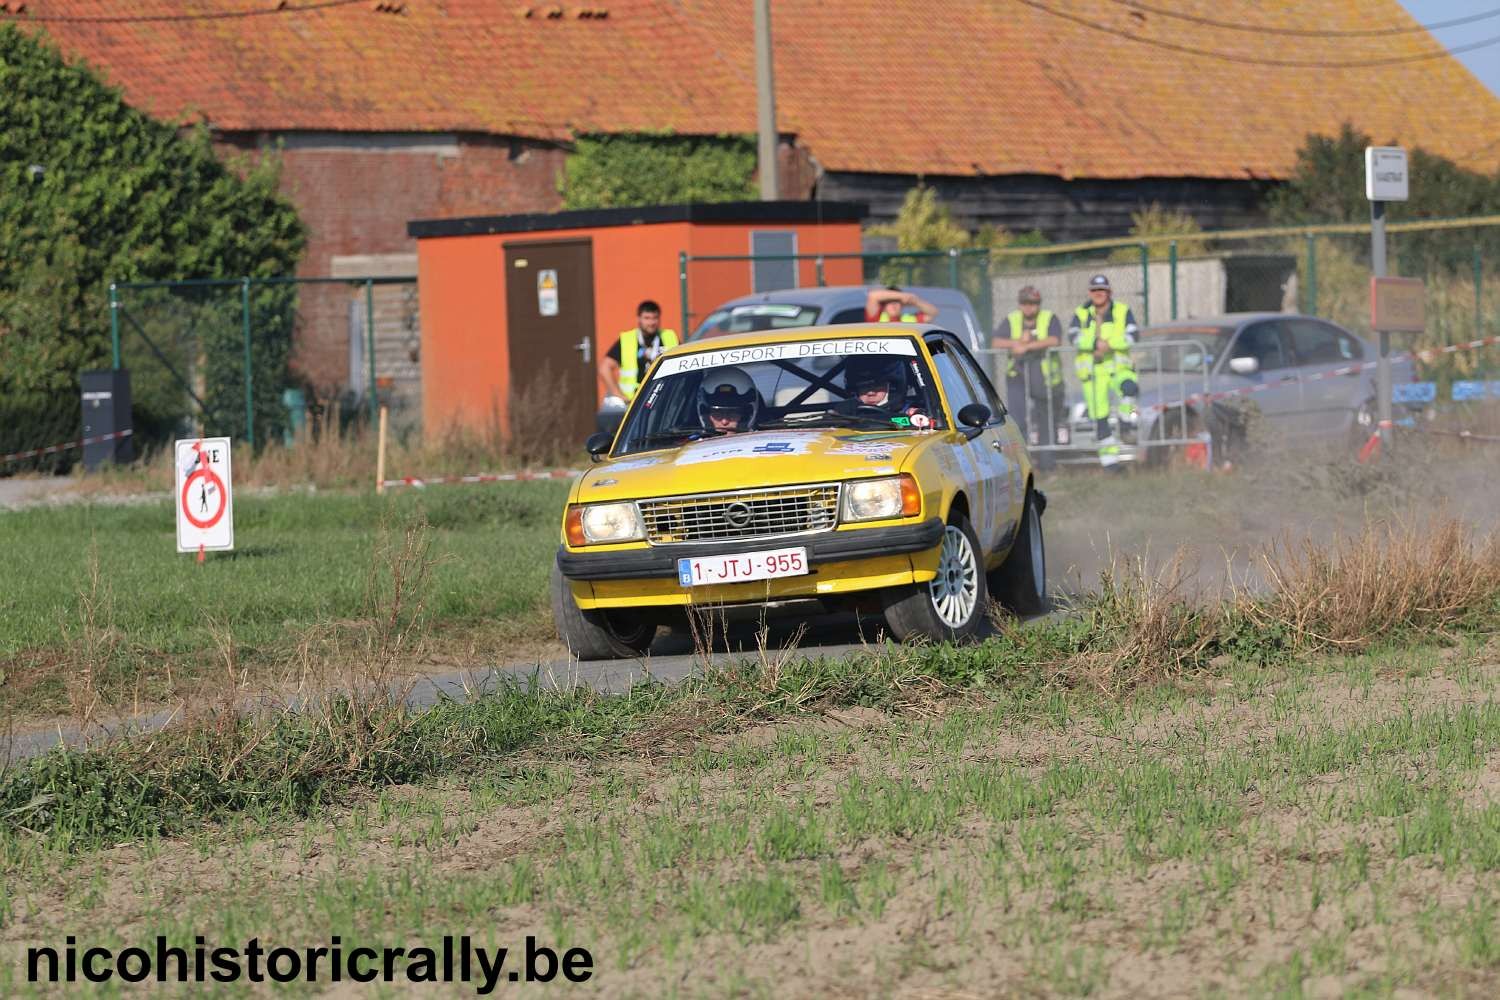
{"left": 844, "top": 354, "right": 909, "bottom": 412}
{"left": 697, "top": 367, "right": 758, "bottom": 432}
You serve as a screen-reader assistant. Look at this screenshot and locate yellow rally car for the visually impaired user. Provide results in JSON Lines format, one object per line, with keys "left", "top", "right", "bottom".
{"left": 550, "top": 325, "right": 1047, "bottom": 659}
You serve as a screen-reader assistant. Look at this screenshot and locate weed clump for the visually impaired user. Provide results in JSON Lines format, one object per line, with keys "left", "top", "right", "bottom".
{"left": 1248, "top": 516, "right": 1500, "bottom": 651}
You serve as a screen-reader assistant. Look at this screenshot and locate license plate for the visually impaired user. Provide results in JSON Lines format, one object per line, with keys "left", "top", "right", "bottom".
{"left": 676, "top": 546, "right": 809, "bottom": 587}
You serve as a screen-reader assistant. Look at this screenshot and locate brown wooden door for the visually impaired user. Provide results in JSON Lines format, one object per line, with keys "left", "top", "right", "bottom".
{"left": 504, "top": 239, "right": 598, "bottom": 447}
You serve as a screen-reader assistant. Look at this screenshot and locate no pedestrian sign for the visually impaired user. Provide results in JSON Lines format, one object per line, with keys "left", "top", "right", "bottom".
{"left": 175, "top": 437, "right": 234, "bottom": 553}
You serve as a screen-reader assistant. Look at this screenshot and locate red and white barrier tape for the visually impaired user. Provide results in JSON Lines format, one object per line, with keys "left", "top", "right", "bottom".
{"left": 1, "top": 429, "right": 133, "bottom": 465}
{"left": 380, "top": 468, "right": 582, "bottom": 489}
{"left": 1145, "top": 334, "right": 1500, "bottom": 415}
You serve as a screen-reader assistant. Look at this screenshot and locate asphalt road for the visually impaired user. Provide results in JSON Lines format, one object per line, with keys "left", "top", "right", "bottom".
{"left": 2, "top": 612, "right": 929, "bottom": 764}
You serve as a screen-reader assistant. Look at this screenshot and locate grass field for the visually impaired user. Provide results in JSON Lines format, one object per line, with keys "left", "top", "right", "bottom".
{"left": 0, "top": 482, "right": 570, "bottom": 720}
{"left": 3, "top": 438, "right": 1495, "bottom": 725}
{"left": 3, "top": 635, "right": 1500, "bottom": 997}
{"left": 1, "top": 476, "right": 1498, "bottom": 995}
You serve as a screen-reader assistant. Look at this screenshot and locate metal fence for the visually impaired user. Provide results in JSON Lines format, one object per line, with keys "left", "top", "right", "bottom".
{"left": 109, "top": 275, "right": 419, "bottom": 452}
{"left": 973, "top": 339, "right": 1213, "bottom": 467}
{"left": 680, "top": 215, "right": 1500, "bottom": 383}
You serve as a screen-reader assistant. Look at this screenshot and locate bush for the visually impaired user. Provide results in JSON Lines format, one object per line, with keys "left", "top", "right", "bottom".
{"left": 0, "top": 25, "right": 305, "bottom": 468}
{"left": 1107, "top": 203, "right": 1209, "bottom": 263}
{"left": 560, "top": 133, "right": 757, "bottom": 209}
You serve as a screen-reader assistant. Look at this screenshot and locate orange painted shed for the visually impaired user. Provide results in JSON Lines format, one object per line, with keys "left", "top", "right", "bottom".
{"left": 408, "top": 201, "right": 867, "bottom": 443}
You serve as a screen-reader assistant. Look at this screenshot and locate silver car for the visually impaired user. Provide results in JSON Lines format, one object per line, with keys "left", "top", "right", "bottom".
{"left": 1070, "top": 313, "right": 1417, "bottom": 462}
{"left": 690, "top": 285, "right": 987, "bottom": 353}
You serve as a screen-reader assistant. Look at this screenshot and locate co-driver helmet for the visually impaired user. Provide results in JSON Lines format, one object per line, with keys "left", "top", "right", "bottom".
{"left": 844, "top": 354, "right": 909, "bottom": 412}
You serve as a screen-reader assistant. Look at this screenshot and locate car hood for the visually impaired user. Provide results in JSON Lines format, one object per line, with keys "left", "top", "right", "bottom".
{"left": 576, "top": 428, "right": 930, "bottom": 503}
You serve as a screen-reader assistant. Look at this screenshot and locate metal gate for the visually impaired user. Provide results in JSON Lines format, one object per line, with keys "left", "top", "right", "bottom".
{"left": 973, "top": 339, "right": 1214, "bottom": 466}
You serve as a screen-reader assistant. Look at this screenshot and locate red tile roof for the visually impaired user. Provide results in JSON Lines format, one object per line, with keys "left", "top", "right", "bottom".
{"left": 13, "top": 0, "right": 1500, "bottom": 180}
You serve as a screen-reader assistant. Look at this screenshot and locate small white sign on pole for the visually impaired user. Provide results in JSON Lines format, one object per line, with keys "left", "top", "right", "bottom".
{"left": 1365, "top": 146, "right": 1409, "bottom": 202}
{"left": 175, "top": 437, "right": 234, "bottom": 554}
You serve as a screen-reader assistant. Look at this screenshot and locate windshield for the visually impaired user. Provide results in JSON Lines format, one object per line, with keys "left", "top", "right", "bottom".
{"left": 1135, "top": 326, "right": 1234, "bottom": 373}
{"left": 613, "top": 336, "right": 946, "bottom": 455}
{"left": 691, "top": 303, "right": 822, "bottom": 341}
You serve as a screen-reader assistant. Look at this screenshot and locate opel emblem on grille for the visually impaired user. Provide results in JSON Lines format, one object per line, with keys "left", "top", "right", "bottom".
{"left": 723, "top": 501, "right": 754, "bottom": 529}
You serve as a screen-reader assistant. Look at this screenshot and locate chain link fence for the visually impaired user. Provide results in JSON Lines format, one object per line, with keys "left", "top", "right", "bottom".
{"left": 680, "top": 214, "right": 1500, "bottom": 405}
{"left": 109, "top": 276, "right": 419, "bottom": 453}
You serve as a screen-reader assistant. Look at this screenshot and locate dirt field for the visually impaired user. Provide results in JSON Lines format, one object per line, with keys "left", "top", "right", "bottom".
{"left": 3, "top": 439, "right": 1499, "bottom": 996}
{"left": 4, "top": 635, "right": 1499, "bottom": 996}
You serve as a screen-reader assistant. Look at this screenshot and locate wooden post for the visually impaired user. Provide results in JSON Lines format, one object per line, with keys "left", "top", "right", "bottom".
{"left": 375, "top": 405, "right": 389, "bottom": 494}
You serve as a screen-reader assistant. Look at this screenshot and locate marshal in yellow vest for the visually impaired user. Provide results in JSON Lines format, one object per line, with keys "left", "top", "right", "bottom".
{"left": 617, "top": 327, "right": 679, "bottom": 399}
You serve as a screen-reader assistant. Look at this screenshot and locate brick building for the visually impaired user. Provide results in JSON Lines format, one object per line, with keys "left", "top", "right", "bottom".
{"left": 16, "top": 0, "right": 1500, "bottom": 399}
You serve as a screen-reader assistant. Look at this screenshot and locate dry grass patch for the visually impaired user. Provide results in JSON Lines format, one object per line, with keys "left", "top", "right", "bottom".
{"left": 1249, "top": 514, "right": 1500, "bottom": 651}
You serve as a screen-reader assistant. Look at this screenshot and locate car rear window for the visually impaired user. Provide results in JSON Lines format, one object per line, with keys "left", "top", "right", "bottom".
{"left": 691, "top": 303, "right": 821, "bottom": 340}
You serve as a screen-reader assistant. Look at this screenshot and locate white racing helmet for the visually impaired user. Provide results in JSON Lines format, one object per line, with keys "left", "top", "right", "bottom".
{"left": 697, "top": 367, "right": 759, "bottom": 430}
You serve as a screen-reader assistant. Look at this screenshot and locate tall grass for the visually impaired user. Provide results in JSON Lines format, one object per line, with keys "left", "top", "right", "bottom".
{"left": 3, "top": 510, "right": 1497, "bottom": 855}
{"left": 73, "top": 399, "right": 587, "bottom": 497}
{"left": 1248, "top": 516, "right": 1500, "bottom": 649}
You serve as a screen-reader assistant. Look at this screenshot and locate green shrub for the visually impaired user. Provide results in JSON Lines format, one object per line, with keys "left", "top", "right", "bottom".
{"left": 560, "top": 133, "right": 757, "bottom": 209}
{"left": 0, "top": 25, "right": 305, "bottom": 466}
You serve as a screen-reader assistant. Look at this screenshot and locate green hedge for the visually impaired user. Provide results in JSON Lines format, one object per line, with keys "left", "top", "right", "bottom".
{"left": 0, "top": 25, "right": 305, "bottom": 468}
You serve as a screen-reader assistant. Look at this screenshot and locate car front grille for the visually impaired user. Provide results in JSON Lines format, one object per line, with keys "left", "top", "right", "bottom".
{"left": 638, "top": 484, "right": 840, "bottom": 544}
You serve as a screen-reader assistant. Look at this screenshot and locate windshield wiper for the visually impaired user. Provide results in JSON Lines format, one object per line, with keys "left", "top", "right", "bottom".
{"left": 634, "top": 427, "right": 728, "bottom": 446}
{"left": 761, "top": 413, "right": 893, "bottom": 430}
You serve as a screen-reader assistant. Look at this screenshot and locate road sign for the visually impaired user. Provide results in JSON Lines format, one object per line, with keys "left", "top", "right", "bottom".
{"left": 1365, "top": 146, "right": 1408, "bottom": 202}
{"left": 175, "top": 437, "right": 234, "bottom": 553}
{"left": 1371, "top": 276, "right": 1425, "bottom": 332}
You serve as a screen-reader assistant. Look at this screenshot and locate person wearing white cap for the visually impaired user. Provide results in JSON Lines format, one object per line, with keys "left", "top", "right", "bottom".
{"left": 1068, "top": 274, "right": 1139, "bottom": 468}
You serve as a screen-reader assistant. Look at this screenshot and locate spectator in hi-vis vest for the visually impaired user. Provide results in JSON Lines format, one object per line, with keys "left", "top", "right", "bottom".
{"left": 1067, "top": 274, "right": 1139, "bottom": 468}
{"left": 865, "top": 286, "right": 940, "bottom": 323}
{"left": 994, "top": 285, "right": 1067, "bottom": 453}
{"left": 599, "top": 300, "right": 679, "bottom": 403}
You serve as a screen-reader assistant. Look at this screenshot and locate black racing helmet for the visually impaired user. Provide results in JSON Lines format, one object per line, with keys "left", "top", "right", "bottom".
{"left": 697, "top": 367, "right": 759, "bottom": 429}
{"left": 844, "top": 354, "right": 908, "bottom": 411}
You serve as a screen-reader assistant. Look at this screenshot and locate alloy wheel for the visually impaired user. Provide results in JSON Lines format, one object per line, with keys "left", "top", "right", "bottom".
{"left": 929, "top": 525, "right": 979, "bottom": 628}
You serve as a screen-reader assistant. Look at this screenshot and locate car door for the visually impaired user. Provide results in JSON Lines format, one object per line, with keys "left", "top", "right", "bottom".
{"left": 927, "top": 335, "right": 1014, "bottom": 555}
{"left": 1218, "top": 320, "right": 1304, "bottom": 434}
{"left": 1282, "top": 318, "right": 1368, "bottom": 435}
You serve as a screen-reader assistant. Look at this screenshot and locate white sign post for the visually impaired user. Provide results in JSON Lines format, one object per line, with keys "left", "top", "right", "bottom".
{"left": 1364, "top": 146, "right": 1409, "bottom": 202}
{"left": 175, "top": 437, "right": 234, "bottom": 560}
{"left": 1365, "top": 146, "right": 1409, "bottom": 451}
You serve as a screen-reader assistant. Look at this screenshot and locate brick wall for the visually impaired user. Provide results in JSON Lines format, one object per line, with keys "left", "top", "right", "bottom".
{"left": 215, "top": 131, "right": 565, "bottom": 392}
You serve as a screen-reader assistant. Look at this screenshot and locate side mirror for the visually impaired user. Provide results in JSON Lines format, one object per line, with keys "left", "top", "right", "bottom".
{"left": 1228, "top": 356, "right": 1260, "bottom": 376}
{"left": 585, "top": 432, "right": 612, "bottom": 461}
{"left": 957, "top": 402, "right": 991, "bottom": 439}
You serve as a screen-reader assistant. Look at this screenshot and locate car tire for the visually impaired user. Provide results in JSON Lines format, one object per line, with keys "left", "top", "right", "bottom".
{"left": 881, "top": 511, "right": 987, "bottom": 644}
{"left": 988, "top": 488, "right": 1047, "bottom": 616}
{"left": 550, "top": 560, "right": 658, "bottom": 660}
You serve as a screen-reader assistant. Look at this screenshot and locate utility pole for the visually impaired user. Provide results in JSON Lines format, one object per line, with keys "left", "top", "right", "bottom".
{"left": 1371, "top": 197, "right": 1390, "bottom": 446}
{"left": 1365, "top": 146, "right": 1408, "bottom": 449}
{"left": 754, "top": 0, "right": 779, "bottom": 200}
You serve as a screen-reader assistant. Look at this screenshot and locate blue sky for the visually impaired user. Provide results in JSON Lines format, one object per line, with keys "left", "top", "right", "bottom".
{"left": 1397, "top": 0, "right": 1500, "bottom": 96}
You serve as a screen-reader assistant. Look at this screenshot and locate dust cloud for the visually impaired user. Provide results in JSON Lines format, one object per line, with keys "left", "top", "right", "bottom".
{"left": 1040, "top": 434, "right": 1500, "bottom": 603}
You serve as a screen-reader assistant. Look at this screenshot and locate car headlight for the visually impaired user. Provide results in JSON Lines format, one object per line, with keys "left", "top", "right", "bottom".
{"left": 565, "top": 502, "right": 644, "bottom": 545}
{"left": 841, "top": 474, "right": 921, "bottom": 523}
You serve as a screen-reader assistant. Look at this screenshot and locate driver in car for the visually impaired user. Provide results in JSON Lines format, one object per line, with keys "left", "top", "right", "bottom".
{"left": 697, "top": 368, "right": 759, "bottom": 435}
{"left": 837, "top": 355, "right": 932, "bottom": 428}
